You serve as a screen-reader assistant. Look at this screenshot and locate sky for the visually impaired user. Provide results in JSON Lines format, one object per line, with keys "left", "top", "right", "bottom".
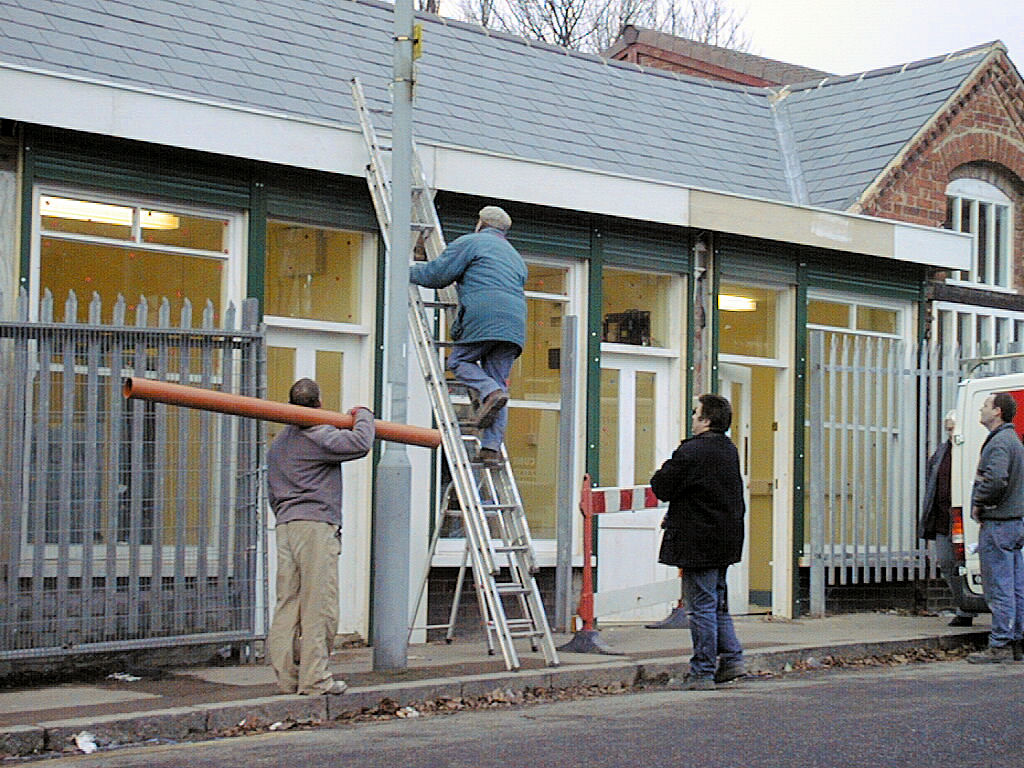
{"left": 735, "top": 0, "right": 1023, "bottom": 76}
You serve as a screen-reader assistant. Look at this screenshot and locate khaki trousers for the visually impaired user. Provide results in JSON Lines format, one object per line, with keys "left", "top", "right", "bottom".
{"left": 268, "top": 520, "right": 341, "bottom": 694}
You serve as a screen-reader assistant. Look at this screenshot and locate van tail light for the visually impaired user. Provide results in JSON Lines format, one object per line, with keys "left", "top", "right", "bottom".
{"left": 951, "top": 507, "right": 965, "bottom": 563}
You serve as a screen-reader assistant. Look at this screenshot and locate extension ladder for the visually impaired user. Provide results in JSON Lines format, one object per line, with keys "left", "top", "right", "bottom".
{"left": 350, "top": 78, "right": 559, "bottom": 671}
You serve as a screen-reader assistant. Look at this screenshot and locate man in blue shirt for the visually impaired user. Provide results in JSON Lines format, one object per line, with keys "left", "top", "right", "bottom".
{"left": 410, "top": 206, "right": 527, "bottom": 466}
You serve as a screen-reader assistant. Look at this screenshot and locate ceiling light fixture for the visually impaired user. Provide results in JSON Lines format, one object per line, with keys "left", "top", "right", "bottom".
{"left": 718, "top": 294, "right": 757, "bottom": 312}
{"left": 41, "top": 196, "right": 180, "bottom": 230}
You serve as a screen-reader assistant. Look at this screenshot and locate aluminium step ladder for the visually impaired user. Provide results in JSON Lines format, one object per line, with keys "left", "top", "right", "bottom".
{"left": 350, "top": 78, "right": 559, "bottom": 671}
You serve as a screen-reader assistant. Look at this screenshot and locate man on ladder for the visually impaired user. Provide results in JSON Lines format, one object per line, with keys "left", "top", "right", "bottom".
{"left": 409, "top": 205, "right": 526, "bottom": 466}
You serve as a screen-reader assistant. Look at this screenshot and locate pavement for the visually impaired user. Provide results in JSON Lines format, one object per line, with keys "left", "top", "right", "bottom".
{"left": 0, "top": 612, "right": 989, "bottom": 759}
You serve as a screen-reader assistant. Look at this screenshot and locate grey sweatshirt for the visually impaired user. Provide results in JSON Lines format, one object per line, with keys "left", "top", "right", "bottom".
{"left": 972, "top": 421, "right": 1024, "bottom": 521}
{"left": 266, "top": 408, "right": 375, "bottom": 527}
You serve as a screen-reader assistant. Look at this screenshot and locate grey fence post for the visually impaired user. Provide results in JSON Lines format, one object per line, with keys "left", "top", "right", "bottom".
{"left": 555, "top": 315, "right": 578, "bottom": 632}
{"left": 809, "top": 331, "right": 826, "bottom": 616}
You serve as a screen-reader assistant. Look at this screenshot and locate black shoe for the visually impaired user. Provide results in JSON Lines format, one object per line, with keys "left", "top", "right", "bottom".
{"left": 477, "top": 447, "right": 503, "bottom": 467}
{"left": 1014, "top": 640, "right": 1023, "bottom": 662}
{"left": 475, "top": 389, "right": 508, "bottom": 429}
{"left": 714, "top": 662, "right": 747, "bottom": 684}
{"left": 665, "top": 673, "right": 715, "bottom": 691}
{"left": 967, "top": 645, "right": 1012, "bottom": 664}
{"left": 948, "top": 615, "right": 974, "bottom": 627}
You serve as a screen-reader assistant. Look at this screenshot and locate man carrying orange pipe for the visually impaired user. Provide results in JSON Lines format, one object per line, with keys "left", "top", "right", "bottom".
{"left": 266, "top": 378, "right": 375, "bottom": 695}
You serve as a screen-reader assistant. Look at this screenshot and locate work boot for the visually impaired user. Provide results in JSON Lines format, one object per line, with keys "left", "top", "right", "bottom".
{"left": 666, "top": 674, "right": 715, "bottom": 691}
{"left": 714, "top": 662, "right": 747, "bottom": 684}
{"left": 1014, "top": 640, "right": 1023, "bottom": 662}
{"left": 475, "top": 389, "right": 508, "bottom": 429}
{"left": 477, "top": 447, "right": 503, "bottom": 467}
{"left": 967, "top": 645, "right": 1013, "bottom": 664}
{"left": 321, "top": 679, "right": 348, "bottom": 695}
{"left": 301, "top": 679, "right": 348, "bottom": 695}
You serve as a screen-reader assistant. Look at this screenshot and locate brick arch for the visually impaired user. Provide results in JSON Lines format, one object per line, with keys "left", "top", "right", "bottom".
{"left": 933, "top": 134, "right": 1024, "bottom": 191}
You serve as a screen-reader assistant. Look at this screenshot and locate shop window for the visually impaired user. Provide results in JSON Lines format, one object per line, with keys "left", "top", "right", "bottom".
{"left": 265, "top": 222, "right": 362, "bottom": 323}
{"left": 808, "top": 299, "right": 851, "bottom": 328}
{"left": 807, "top": 297, "right": 900, "bottom": 338}
{"left": 37, "top": 192, "right": 235, "bottom": 323}
{"left": 506, "top": 260, "right": 574, "bottom": 540}
{"left": 601, "top": 267, "right": 672, "bottom": 347}
{"left": 719, "top": 284, "right": 778, "bottom": 358}
{"left": 30, "top": 189, "right": 242, "bottom": 552}
{"left": 508, "top": 263, "right": 570, "bottom": 403}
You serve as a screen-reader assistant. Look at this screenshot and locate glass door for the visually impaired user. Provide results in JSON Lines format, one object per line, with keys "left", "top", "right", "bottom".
{"left": 596, "top": 352, "right": 676, "bottom": 622}
{"left": 718, "top": 363, "right": 751, "bottom": 615}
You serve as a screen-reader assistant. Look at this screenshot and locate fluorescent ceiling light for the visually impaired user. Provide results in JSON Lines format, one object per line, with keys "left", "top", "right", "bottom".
{"left": 718, "top": 294, "right": 757, "bottom": 312}
{"left": 40, "top": 196, "right": 179, "bottom": 230}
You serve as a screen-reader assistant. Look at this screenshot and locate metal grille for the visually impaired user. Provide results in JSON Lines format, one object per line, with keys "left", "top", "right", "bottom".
{"left": 807, "top": 331, "right": 954, "bottom": 614}
{"left": 0, "top": 288, "right": 265, "bottom": 659}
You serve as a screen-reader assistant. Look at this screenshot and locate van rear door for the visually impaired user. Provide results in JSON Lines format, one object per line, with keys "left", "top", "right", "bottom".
{"left": 953, "top": 374, "right": 1024, "bottom": 601}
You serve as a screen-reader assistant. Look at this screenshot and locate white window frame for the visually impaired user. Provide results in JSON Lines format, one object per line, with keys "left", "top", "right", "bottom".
{"left": 945, "top": 178, "right": 1013, "bottom": 291}
{"left": 262, "top": 218, "right": 377, "bottom": 337}
{"left": 30, "top": 186, "right": 247, "bottom": 321}
{"left": 934, "top": 301, "right": 1024, "bottom": 359}
{"left": 433, "top": 255, "right": 586, "bottom": 566}
{"left": 24, "top": 185, "right": 247, "bottom": 575}
{"left": 806, "top": 290, "right": 909, "bottom": 341}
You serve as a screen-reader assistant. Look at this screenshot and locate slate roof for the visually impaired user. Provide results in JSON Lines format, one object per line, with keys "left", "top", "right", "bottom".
{"left": 780, "top": 51, "right": 988, "bottom": 209}
{"left": 0, "top": 0, "right": 995, "bottom": 211}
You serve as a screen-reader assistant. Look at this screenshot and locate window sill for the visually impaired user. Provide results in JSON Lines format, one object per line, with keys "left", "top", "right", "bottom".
{"left": 600, "top": 342, "right": 677, "bottom": 357}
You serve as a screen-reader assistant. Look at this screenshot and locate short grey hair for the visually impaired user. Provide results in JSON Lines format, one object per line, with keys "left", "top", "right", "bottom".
{"left": 289, "top": 378, "right": 320, "bottom": 408}
{"left": 478, "top": 205, "right": 512, "bottom": 231}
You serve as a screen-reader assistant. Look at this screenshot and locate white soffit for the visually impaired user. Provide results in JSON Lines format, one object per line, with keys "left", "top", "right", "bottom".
{"left": 689, "top": 189, "right": 972, "bottom": 269}
{"left": 893, "top": 220, "right": 972, "bottom": 270}
{"left": 423, "top": 144, "right": 690, "bottom": 227}
{"left": 1, "top": 66, "right": 971, "bottom": 268}
{"left": 1, "top": 65, "right": 368, "bottom": 177}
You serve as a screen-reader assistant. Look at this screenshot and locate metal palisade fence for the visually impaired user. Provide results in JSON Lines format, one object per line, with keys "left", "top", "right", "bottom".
{"left": 0, "top": 288, "right": 266, "bottom": 659}
{"left": 806, "top": 329, "right": 1024, "bottom": 615}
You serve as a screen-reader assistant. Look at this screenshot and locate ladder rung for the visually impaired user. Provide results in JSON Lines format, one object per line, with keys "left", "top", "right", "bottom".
{"left": 495, "top": 584, "right": 530, "bottom": 596}
{"left": 493, "top": 545, "right": 529, "bottom": 553}
{"left": 481, "top": 503, "right": 518, "bottom": 511}
{"left": 411, "top": 222, "right": 435, "bottom": 231}
{"left": 423, "top": 300, "right": 457, "bottom": 309}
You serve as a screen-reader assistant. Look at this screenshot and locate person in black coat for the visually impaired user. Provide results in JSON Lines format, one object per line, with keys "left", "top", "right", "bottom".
{"left": 918, "top": 412, "right": 976, "bottom": 626}
{"left": 651, "top": 393, "right": 746, "bottom": 690}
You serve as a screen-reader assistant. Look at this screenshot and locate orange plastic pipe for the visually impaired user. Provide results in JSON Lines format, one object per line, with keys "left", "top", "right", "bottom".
{"left": 123, "top": 378, "right": 441, "bottom": 449}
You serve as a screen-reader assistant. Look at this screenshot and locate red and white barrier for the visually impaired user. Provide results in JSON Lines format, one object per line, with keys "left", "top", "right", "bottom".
{"left": 560, "top": 475, "right": 680, "bottom": 654}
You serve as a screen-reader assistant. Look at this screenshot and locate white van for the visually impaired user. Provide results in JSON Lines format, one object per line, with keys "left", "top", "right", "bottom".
{"left": 948, "top": 372, "right": 1024, "bottom": 614}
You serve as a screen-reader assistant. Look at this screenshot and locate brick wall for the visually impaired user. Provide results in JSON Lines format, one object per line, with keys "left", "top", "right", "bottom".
{"left": 426, "top": 567, "right": 563, "bottom": 641}
{"left": 858, "top": 53, "right": 1024, "bottom": 289}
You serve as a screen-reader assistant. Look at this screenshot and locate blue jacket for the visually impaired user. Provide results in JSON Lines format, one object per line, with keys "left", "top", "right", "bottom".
{"left": 972, "top": 422, "right": 1024, "bottom": 521}
{"left": 409, "top": 227, "right": 527, "bottom": 351}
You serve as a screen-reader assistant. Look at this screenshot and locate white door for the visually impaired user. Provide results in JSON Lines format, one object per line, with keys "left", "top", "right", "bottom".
{"left": 597, "top": 353, "right": 677, "bottom": 622}
{"left": 718, "top": 363, "right": 751, "bottom": 615}
{"left": 264, "top": 326, "right": 373, "bottom": 636}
